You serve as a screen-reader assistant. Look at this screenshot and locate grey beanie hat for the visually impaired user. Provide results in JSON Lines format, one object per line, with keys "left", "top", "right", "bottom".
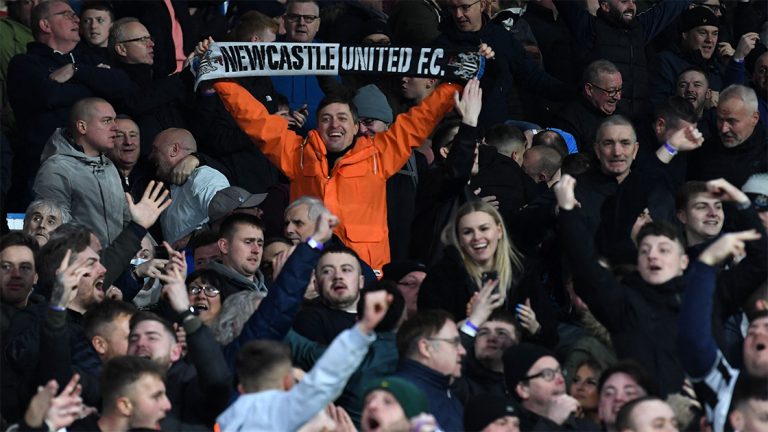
{"left": 353, "top": 84, "right": 393, "bottom": 124}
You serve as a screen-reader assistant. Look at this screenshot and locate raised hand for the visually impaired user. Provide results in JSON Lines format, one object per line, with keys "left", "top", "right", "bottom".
{"left": 698, "top": 230, "right": 762, "bottom": 266}
{"left": 668, "top": 125, "right": 704, "bottom": 152}
{"left": 24, "top": 374, "right": 85, "bottom": 431}
{"left": 735, "top": 32, "right": 760, "bottom": 60}
{"left": 516, "top": 299, "right": 541, "bottom": 335}
{"left": 467, "top": 277, "right": 503, "bottom": 326}
{"left": 157, "top": 265, "right": 191, "bottom": 313}
{"left": 50, "top": 250, "right": 91, "bottom": 309}
{"left": 546, "top": 394, "right": 581, "bottom": 425}
{"left": 554, "top": 174, "right": 580, "bottom": 210}
{"left": 706, "top": 178, "right": 751, "bottom": 205}
{"left": 454, "top": 78, "right": 482, "bottom": 127}
{"left": 478, "top": 43, "right": 495, "bottom": 60}
{"left": 630, "top": 208, "right": 653, "bottom": 247}
{"left": 127, "top": 181, "right": 171, "bottom": 229}
{"left": 310, "top": 211, "right": 339, "bottom": 244}
{"left": 358, "top": 290, "right": 394, "bottom": 335}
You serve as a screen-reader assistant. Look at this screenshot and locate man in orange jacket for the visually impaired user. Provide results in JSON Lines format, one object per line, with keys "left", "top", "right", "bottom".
{"left": 212, "top": 55, "right": 486, "bottom": 274}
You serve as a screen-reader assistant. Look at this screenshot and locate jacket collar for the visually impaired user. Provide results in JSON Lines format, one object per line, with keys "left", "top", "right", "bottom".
{"left": 397, "top": 358, "right": 452, "bottom": 390}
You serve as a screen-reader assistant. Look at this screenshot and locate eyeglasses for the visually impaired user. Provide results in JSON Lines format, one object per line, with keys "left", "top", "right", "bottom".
{"left": 447, "top": 0, "right": 482, "bottom": 13}
{"left": 428, "top": 337, "right": 462, "bottom": 348}
{"left": 525, "top": 367, "right": 565, "bottom": 382}
{"left": 47, "top": 10, "right": 78, "bottom": 20}
{"left": 589, "top": 83, "right": 623, "bottom": 98}
{"left": 285, "top": 13, "right": 319, "bottom": 24}
{"left": 188, "top": 284, "right": 220, "bottom": 297}
{"left": 119, "top": 35, "right": 155, "bottom": 45}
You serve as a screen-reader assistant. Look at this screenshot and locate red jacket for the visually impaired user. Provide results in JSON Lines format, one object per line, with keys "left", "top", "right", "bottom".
{"left": 214, "top": 81, "right": 461, "bottom": 272}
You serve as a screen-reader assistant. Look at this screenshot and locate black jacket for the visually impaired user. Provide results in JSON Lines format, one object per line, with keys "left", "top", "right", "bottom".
{"left": 418, "top": 247, "right": 558, "bottom": 348}
{"left": 687, "top": 121, "right": 768, "bottom": 188}
{"left": 553, "top": 0, "right": 692, "bottom": 119}
{"left": 452, "top": 330, "right": 507, "bottom": 405}
{"left": 551, "top": 96, "right": 609, "bottom": 153}
{"left": 472, "top": 146, "right": 539, "bottom": 225}
{"left": 559, "top": 208, "right": 687, "bottom": 397}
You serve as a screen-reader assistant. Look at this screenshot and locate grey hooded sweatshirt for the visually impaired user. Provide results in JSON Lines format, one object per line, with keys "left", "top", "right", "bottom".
{"left": 33, "top": 128, "right": 129, "bottom": 246}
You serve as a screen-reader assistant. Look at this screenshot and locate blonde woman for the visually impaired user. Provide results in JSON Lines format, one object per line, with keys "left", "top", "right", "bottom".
{"left": 418, "top": 200, "right": 558, "bottom": 345}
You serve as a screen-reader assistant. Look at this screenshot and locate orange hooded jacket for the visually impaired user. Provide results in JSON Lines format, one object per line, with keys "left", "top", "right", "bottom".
{"left": 214, "top": 81, "right": 462, "bottom": 273}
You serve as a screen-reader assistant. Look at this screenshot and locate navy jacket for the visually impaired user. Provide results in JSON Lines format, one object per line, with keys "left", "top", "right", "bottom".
{"left": 395, "top": 359, "right": 463, "bottom": 431}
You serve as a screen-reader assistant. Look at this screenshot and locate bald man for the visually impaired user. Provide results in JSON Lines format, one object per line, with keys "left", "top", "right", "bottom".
{"left": 150, "top": 128, "right": 229, "bottom": 245}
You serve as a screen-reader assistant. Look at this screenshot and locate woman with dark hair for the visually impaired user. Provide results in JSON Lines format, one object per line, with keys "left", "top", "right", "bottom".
{"left": 569, "top": 357, "right": 605, "bottom": 424}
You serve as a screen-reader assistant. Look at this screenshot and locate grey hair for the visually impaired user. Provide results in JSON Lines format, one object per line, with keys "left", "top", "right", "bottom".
{"left": 284, "top": 196, "right": 327, "bottom": 222}
{"left": 108, "top": 17, "right": 140, "bottom": 50}
{"left": 24, "top": 199, "right": 70, "bottom": 224}
{"left": 595, "top": 114, "right": 637, "bottom": 144}
{"left": 719, "top": 84, "right": 759, "bottom": 115}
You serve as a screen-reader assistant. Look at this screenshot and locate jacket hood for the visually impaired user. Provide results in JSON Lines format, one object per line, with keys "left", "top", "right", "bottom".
{"left": 39, "top": 128, "right": 113, "bottom": 168}
{"left": 209, "top": 260, "right": 268, "bottom": 294}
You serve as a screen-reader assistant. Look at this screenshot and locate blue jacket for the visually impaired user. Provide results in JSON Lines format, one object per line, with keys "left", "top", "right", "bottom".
{"left": 394, "top": 359, "right": 463, "bottom": 431}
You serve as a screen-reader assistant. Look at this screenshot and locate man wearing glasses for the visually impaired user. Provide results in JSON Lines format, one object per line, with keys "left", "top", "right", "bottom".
{"left": 110, "top": 17, "right": 193, "bottom": 154}
{"left": 273, "top": 0, "right": 327, "bottom": 130}
{"left": 7, "top": 0, "right": 131, "bottom": 210}
{"left": 503, "top": 343, "right": 596, "bottom": 430}
{"left": 553, "top": 59, "right": 623, "bottom": 152}
{"left": 394, "top": 310, "right": 466, "bottom": 431}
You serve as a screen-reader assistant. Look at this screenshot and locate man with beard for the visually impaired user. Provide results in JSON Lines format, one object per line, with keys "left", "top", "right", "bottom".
{"left": 675, "top": 66, "right": 713, "bottom": 131}
{"left": 149, "top": 127, "right": 229, "bottom": 246}
{"left": 127, "top": 274, "right": 231, "bottom": 431}
{"left": 553, "top": 0, "right": 692, "bottom": 119}
{"left": 292, "top": 245, "right": 365, "bottom": 344}
{"left": 688, "top": 84, "right": 767, "bottom": 188}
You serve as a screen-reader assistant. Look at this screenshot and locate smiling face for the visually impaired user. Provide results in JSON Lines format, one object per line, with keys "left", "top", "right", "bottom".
{"left": 744, "top": 316, "right": 768, "bottom": 377}
{"left": 676, "top": 70, "right": 710, "bottom": 114}
{"left": 677, "top": 193, "right": 724, "bottom": 245}
{"left": 23, "top": 206, "right": 63, "bottom": 246}
{"left": 111, "top": 118, "right": 140, "bottom": 170}
{"left": 219, "top": 223, "right": 264, "bottom": 279}
{"left": 128, "top": 320, "right": 180, "bottom": 370}
{"left": 682, "top": 25, "right": 719, "bottom": 60}
{"left": 717, "top": 96, "right": 759, "bottom": 148}
{"left": 317, "top": 102, "right": 359, "bottom": 153}
{"left": 602, "top": 0, "right": 636, "bottom": 24}
{"left": 0, "top": 245, "right": 37, "bottom": 308}
{"left": 187, "top": 277, "right": 222, "bottom": 326}
{"left": 70, "top": 246, "right": 107, "bottom": 311}
{"left": 458, "top": 211, "right": 503, "bottom": 271}
{"left": 586, "top": 72, "right": 623, "bottom": 115}
{"left": 570, "top": 365, "right": 600, "bottom": 412}
{"left": 598, "top": 372, "right": 647, "bottom": 427}
{"left": 284, "top": 1, "right": 320, "bottom": 43}
{"left": 315, "top": 252, "right": 364, "bottom": 311}
{"left": 360, "top": 390, "right": 409, "bottom": 432}
{"left": 594, "top": 124, "right": 638, "bottom": 183}
{"left": 80, "top": 8, "right": 111, "bottom": 47}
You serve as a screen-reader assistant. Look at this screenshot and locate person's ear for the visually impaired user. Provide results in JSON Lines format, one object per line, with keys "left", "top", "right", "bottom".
{"left": 676, "top": 209, "right": 688, "bottom": 225}
{"left": 115, "top": 42, "right": 127, "bottom": 57}
{"left": 170, "top": 342, "right": 182, "bottom": 363}
{"left": 218, "top": 238, "right": 229, "bottom": 255}
{"left": 680, "top": 253, "right": 690, "bottom": 271}
{"left": 599, "top": 1, "right": 610, "bottom": 13}
{"left": 76, "top": 120, "right": 88, "bottom": 135}
{"left": 654, "top": 117, "right": 666, "bottom": 136}
{"left": 515, "top": 382, "right": 530, "bottom": 401}
{"left": 439, "top": 147, "right": 450, "bottom": 159}
{"left": 170, "top": 142, "right": 180, "bottom": 157}
{"left": 117, "top": 396, "right": 132, "bottom": 416}
{"left": 236, "top": 383, "right": 246, "bottom": 394}
{"left": 357, "top": 274, "right": 365, "bottom": 290}
{"left": 91, "top": 335, "right": 108, "bottom": 355}
{"left": 729, "top": 409, "right": 744, "bottom": 432}
{"left": 417, "top": 338, "right": 432, "bottom": 359}
{"left": 282, "top": 371, "right": 294, "bottom": 391}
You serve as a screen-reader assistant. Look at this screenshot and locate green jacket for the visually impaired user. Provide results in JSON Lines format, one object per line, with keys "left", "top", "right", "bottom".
{"left": 0, "top": 17, "right": 32, "bottom": 132}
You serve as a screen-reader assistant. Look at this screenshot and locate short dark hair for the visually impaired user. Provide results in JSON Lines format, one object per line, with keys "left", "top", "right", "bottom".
{"left": 188, "top": 229, "right": 220, "bottom": 252}
{"left": 615, "top": 396, "right": 664, "bottom": 431}
{"left": 186, "top": 269, "right": 235, "bottom": 303}
{"left": 264, "top": 236, "right": 293, "bottom": 249}
{"left": 485, "top": 124, "right": 526, "bottom": 155}
{"left": 484, "top": 309, "right": 522, "bottom": 342}
{"left": 236, "top": 340, "right": 292, "bottom": 392}
{"left": 100, "top": 356, "right": 166, "bottom": 414}
{"left": 430, "top": 117, "right": 463, "bottom": 158}
{"left": 655, "top": 96, "right": 699, "bottom": 130}
{"left": 598, "top": 360, "right": 658, "bottom": 397}
{"left": 635, "top": 221, "right": 686, "bottom": 250}
{"left": 83, "top": 300, "right": 137, "bottom": 341}
{"left": 80, "top": 1, "right": 114, "bottom": 20}
{"left": 316, "top": 243, "right": 362, "bottom": 272}
{"left": 730, "top": 376, "right": 768, "bottom": 412}
{"left": 561, "top": 153, "right": 593, "bottom": 177}
{"left": 677, "top": 65, "right": 710, "bottom": 87}
{"left": 532, "top": 129, "right": 568, "bottom": 158}
{"left": 219, "top": 213, "right": 264, "bottom": 242}
{"left": 36, "top": 224, "right": 92, "bottom": 299}
{"left": 356, "top": 280, "right": 406, "bottom": 333}
{"left": 129, "top": 311, "right": 177, "bottom": 342}
{"left": 0, "top": 231, "right": 39, "bottom": 256}
{"left": 316, "top": 93, "right": 358, "bottom": 124}
{"left": 396, "top": 310, "right": 454, "bottom": 358}
{"left": 675, "top": 181, "right": 709, "bottom": 211}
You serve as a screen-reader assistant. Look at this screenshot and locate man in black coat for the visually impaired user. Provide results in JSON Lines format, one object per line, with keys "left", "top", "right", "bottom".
{"left": 553, "top": 0, "right": 692, "bottom": 120}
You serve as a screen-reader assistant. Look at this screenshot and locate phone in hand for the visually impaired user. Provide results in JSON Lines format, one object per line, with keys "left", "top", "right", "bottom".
{"left": 154, "top": 246, "right": 170, "bottom": 260}
{"left": 481, "top": 271, "right": 499, "bottom": 295}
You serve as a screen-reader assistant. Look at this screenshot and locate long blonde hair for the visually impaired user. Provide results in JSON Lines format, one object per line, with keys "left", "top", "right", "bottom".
{"left": 440, "top": 200, "right": 525, "bottom": 301}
